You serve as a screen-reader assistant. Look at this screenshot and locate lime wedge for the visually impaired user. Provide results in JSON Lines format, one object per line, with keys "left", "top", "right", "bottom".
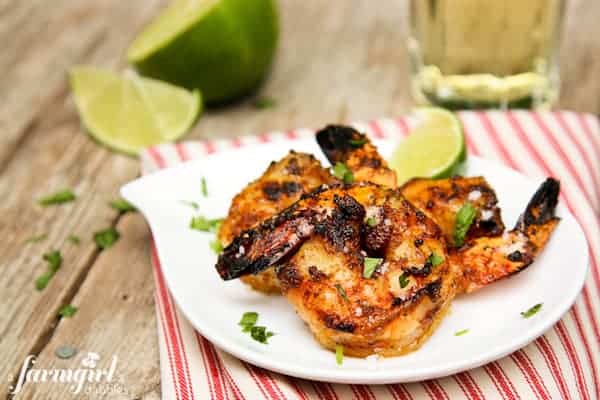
{"left": 390, "top": 108, "right": 466, "bottom": 185}
{"left": 127, "top": 0, "right": 278, "bottom": 104}
{"left": 69, "top": 67, "right": 202, "bottom": 155}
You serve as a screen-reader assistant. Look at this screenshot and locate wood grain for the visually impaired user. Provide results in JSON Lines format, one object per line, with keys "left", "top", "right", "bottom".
{"left": 15, "top": 215, "right": 160, "bottom": 400}
{"left": 0, "top": 0, "right": 598, "bottom": 399}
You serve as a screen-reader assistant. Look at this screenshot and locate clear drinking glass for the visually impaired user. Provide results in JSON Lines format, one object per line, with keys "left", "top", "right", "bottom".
{"left": 408, "top": 0, "right": 566, "bottom": 109}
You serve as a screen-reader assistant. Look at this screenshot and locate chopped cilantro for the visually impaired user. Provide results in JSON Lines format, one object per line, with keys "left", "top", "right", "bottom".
{"left": 68, "top": 235, "right": 80, "bottom": 245}
{"left": 94, "top": 228, "right": 120, "bottom": 250}
{"left": 239, "top": 312, "right": 274, "bottom": 343}
{"left": 190, "top": 216, "right": 223, "bottom": 233}
{"left": 454, "top": 203, "right": 477, "bottom": 246}
{"left": 36, "top": 250, "right": 62, "bottom": 290}
{"left": 180, "top": 200, "right": 199, "bottom": 210}
{"left": 332, "top": 162, "right": 354, "bottom": 184}
{"left": 38, "top": 189, "right": 76, "bottom": 206}
{"left": 427, "top": 252, "right": 444, "bottom": 267}
{"left": 366, "top": 217, "right": 377, "bottom": 227}
{"left": 110, "top": 198, "right": 136, "bottom": 213}
{"left": 399, "top": 272, "right": 410, "bottom": 288}
{"left": 521, "top": 303, "right": 543, "bottom": 318}
{"left": 349, "top": 138, "right": 368, "bottom": 147}
{"left": 58, "top": 304, "right": 78, "bottom": 318}
{"left": 210, "top": 238, "right": 223, "bottom": 254}
{"left": 363, "top": 257, "right": 382, "bottom": 278}
{"left": 201, "top": 177, "right": 208, "bottom": 197}
{"left": 36, "top": 271, "right": 54, "bottom": 291}
{"left": 335, "top": 283, "right": 349, "bottom": 302}
{"left": 239, "top": 312, "right": 259, "bottom": 328}
{"left": 336, "top": 344, "right": 344, "bottom": 365}
{"left": 25, "top": 234, "right": 47, "bottom": 244}
{"left": 44, "top": 250, "right": 62, "bottom": 272}
{"left": 250, "top": 326, "right": 275, "bottom": 344}
{"left": 455, "top": 329, "right": 469, "bottom": 336}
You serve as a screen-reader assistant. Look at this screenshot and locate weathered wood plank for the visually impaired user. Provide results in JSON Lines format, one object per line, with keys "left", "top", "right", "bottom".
{"left": 191, "top": 1, "right": 411, "bottom": 141}
{"left": 0, "top": 0, "right": 168, "bottom": 168}
{"left": 558, "top": 0, "right": 600, "bottom": 114}
{"left": 0, "top": 1, "right": 168, "bottom": 397}
{"left": 14, "top": 215, "right": 160, "bottom": 400}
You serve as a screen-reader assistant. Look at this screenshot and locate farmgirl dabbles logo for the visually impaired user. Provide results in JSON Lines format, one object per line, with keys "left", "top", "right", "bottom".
{"left": 10, "top": 352, "right": 118, "bottom": 395}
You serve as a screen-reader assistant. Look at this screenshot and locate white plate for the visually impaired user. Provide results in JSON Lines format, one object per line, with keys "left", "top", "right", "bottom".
{"left": 121, "top": 137, "right": 588, "bottom": 384}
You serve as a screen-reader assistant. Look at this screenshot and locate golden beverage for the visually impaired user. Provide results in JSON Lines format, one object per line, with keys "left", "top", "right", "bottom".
{"left": 409, "top": 0, "right": 565, "bottom": 109}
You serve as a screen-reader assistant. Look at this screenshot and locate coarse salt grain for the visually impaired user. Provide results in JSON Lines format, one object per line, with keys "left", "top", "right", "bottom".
{"left": 481, "top": 210, "right": 494, "bottom": 220}
{"left": 468, "top": 190, "right": 482, "bottom": 201}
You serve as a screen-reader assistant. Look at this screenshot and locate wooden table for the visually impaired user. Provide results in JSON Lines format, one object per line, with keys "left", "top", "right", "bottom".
{"left": 1, "top": 1, "right": 598, "bottom": 399}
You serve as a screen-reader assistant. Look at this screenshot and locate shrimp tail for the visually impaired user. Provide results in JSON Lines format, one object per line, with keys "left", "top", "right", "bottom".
{"left": 316, "top": 125, "right": 397, "bottom": 187}
{"left": 515, "top": 177, "right": 560, "bottom": 233}
{"left": 215, "top": 207, "right": 316, "bottom": 280}
{"left": 316, "top": 125, "right": 367, "bottom": 164}
{"left": 455, "top": 178, "right": 560, "bottom": 294}
{"left": 215, "top": 187, "right": 366, "bottom": 281}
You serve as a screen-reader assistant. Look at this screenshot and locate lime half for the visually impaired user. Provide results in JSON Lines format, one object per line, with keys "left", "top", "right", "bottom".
{"left": 127, "top": 0, "right": 278, "bottom": 104}
{"left": 390, "top": 108, "right": 466, "bottom": 185}
{"left": 69, "top": 67, "right": 202, "bottom": 155}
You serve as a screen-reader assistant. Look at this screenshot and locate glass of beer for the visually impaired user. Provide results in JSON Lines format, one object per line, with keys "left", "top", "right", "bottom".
{"left": 408, "top": 0, "right": 566, "bottom": 109}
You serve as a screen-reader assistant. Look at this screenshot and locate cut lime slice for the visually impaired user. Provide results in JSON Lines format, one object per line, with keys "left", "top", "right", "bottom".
{"left": 69, "top": 67, "right": 202, "bottom": 155}
{"left": 127, "top": 0, "right": 278, "bottom": 104}
{"left": 390, "top": 108, "right": 466, "bottom": 185}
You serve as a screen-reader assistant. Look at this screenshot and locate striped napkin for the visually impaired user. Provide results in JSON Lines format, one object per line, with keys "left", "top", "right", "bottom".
{"left": 141, "top": 111, "right": 600, "bottom": 400}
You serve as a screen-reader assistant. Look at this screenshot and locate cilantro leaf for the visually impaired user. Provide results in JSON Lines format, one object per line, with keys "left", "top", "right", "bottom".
{"left": 190, "top": 216, "right": 223, "bottom": 233}
{"left": 521, "top": 303, "right": 543, "bottom": 318}
{"left": 58, "top": 304, "right": 78, "bottom": 318}
{"left": 335, "top": 283, "right": 349, "bottom": 302}
{"left": 43, "top": 250, "right": 62, "bottom": 272}
{"left": 332, "top": 162, "right": 354, "bottom": 184}
{"left": 349, "top": 138, "right": 367, "bottom": 147}
{"left": 239, "top": 312, "right": 275, "bottom": 343}
{"left": 110, "top": 198, "right": 136, "bottom": 213}
{"left": 36, "top": 250, "right": 62, "bottom": 290}
{"left": 427, "top": 252, "right": 444, "bottom": 267}
{"left": 25, "top": 234, "right": 47, "bottom": 244}
{"left": 210, "top": 238, "right": 223, "bottom": 254}
{"left": 68, "top": 235, "right": 80, "bottom": 245}
{"left": 180, "top": 200, "right": 200, "bottom": 210}
{"left": 36, "top": 271, "right": 54, "bottom": 291}
{"left": 250, "top": 326, "right": 275, "bottom": 343}
{"left": 38, "top": 189, "right": 76, "bottom": 206}
{"left": 366, "top": 217, "right": 377, "bottom": 227}
{"left": 399, "top": 272, "right": 410, "bottom": 288}
{"left": 363, "top": 257, "right": 382, "bottom": 278}
{"left": 94, "top": 228, "right": 120, "bottom": 250}
{"left": 454, "top": 203, "right": 477, "bottom": 246}
{"left": 336, "top": 344, "right": 344, "bottom": 365}
{"left": 239, "top": 312, "right": 258, "bottom": 328}
{"left": 201, "top": 177, "right": 208, "bottom": 197}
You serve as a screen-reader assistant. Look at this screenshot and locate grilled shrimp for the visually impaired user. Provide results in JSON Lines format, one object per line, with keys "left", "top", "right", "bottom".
{"left": 316, "top": 125, "right": 397, "bottom": 187}
{"left": 217, "top": 183, "right": 458, "bottom": 357}
{"left": 215, "top": 124, "right": 560, "bottom": 358}
{"left": 215, "top": 179, "right": 559, "bottom": 357}
{"left": 218, "top": 151, "right": 335, "bottom": 293}
{"left": 454, "top": 178, "right": 560, "bottom": 293}
{"left": 316, "top": 125, "right": 504, "bottom": 243}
